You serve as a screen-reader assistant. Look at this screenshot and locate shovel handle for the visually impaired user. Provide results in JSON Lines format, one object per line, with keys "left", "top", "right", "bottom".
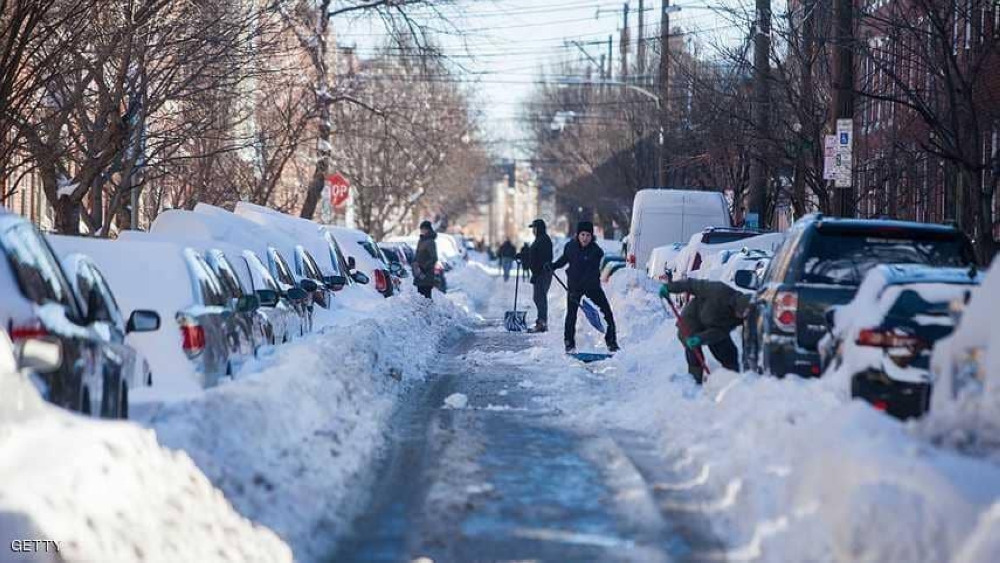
{"left": 661, "top": 294, "right": 711, "bottom": 378}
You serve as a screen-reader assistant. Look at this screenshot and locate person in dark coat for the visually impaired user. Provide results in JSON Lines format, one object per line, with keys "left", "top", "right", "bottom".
{"left": 518, "top": 243, "right": 531, "bottom": 279}
{"left": 526, "top": 219, "right": 553, "bottom": 333}
{"left": 498, "top": 239, "right": 517, "bottom": 281}
{"left": 551, "top": 221, "right": 618, "bottom": 353}
{"left": 413, "top": 221, "right": 438, "bottom": 299}
{"left": 660, "top": 276, "right": 752, "bottom": 384}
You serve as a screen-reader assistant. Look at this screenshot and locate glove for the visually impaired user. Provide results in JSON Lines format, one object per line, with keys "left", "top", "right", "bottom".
{"left": 685, "top": 335, "right": 702, "bottom": 349}
{"left": 659, "top": 284, "right": 672, "bottom": 299}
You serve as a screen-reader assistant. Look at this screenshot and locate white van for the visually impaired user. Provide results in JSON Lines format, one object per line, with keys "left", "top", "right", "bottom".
{"left": 626, "top": 189, "right": 731, "bottom": 271}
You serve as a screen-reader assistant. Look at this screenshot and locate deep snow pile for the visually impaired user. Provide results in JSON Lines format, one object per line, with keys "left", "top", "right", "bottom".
{"left": 146, "top": 292, "right": 471, "bottom": 561}
{"left": 0, "top": 365, "right": 291, "bottom": 563}
{"left": 466, "top": 265, "right": 1000, "bottom": 562}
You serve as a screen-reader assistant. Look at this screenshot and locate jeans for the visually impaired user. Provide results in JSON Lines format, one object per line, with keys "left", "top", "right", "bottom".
{"left": 532, "top": 271, "right": 552, "bottom": 323}
{"left": 501, "top": 258, "right": 513, "bottom": 281}
{"left": 683, "top": 335, "right": 738, "bottom": 384}
{"left": 564, "top": 286, "right": 617, "bottom": 348}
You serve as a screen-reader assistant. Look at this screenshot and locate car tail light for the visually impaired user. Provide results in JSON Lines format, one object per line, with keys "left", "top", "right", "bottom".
{"left": 374, "top": 269, "right": 388, "bottom": 293}
{"left": 773, "top": 291, "right": 797, "bottom": 333}
{"left": 627, "top": 254, "right": 636, "bottom": 266}
{"left": 855, "top": 328, "right": 925, "bottom": 349}
{"left": 180, "top": 320, "right": 206, "bottom": 356}
{"left": 872, "top": 400, "right": 889, "bottom": 411}
{"left": 9, "top": 322, "right": 48, "bottom": 341}
{"left": 692, "top": 252, "right": 702, "bottom": 271}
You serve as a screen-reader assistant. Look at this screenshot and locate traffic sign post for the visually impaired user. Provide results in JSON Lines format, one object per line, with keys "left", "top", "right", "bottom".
{"left": 327, "top": 173, "right": 350, "bottom": 209}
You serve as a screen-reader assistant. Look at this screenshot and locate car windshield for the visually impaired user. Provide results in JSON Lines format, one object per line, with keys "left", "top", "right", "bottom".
{"left": 380, "top": 248, "right": 400, "bottom": 264}
{"left": 801, "top": 232, "right": 974, "bottom": 286}
{"left": 359, "top": 239, "right": 385, "bottom": 263}
{"left": 1, "top": 224, "right": 82, "bottom": 320}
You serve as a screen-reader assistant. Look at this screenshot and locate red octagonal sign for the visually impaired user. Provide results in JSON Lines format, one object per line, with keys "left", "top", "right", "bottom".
{"left": 327, "top": 173, "right": 350, "bottom": 208}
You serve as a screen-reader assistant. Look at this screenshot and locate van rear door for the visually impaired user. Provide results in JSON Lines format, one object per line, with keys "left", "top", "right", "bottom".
{"left": 636, "top": 210, "right": 682, "bottom": 267}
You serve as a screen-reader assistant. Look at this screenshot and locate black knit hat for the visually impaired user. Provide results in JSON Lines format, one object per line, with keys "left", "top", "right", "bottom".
{"left": 576, "top": 221, "right": 594, "bottom": 235}
{"left": 419, "top": 220, "right": 433, "bottom": 230}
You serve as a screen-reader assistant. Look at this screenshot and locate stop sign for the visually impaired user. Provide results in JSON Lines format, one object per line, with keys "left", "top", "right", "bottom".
{"left": 327, "top": 173, "right": 350, "bottom": 208}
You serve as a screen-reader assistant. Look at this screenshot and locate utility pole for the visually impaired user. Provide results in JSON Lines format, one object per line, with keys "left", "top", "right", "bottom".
{"left": 793, "top": 0, "right": 816, "bottom": 218}
{"left": 607, "top": 35, "right": 614, "bottom": 82}
{"left": 657, "top": 0, "right": 670, "bottom": 187}
{"left": 747, "top": 0, "right": 771, "bottom": 229}
{"left": 637, "top": 0, "right": 645, "bottom": 84}
{"left": 831, "top": 0, "right": 855, "bottom": 217}
{"left": 621, "top": 3, "right": 630, "bottom": 83}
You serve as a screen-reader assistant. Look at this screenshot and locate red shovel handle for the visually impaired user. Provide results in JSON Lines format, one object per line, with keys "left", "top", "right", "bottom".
{"left": 662, "top": 294, "right": 711, "bottom": 378}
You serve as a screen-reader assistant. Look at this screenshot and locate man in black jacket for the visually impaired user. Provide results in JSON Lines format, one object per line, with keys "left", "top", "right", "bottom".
{"left": 526, "top": 219, "right": 553, "bottom": 333}
{"left": 551, "top": 221, "right": 618, "bottom": 353}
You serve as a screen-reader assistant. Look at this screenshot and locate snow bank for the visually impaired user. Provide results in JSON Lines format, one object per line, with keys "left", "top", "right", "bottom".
{"left": 146, "top": 292, "right": 471, "bottom": 561}
{"left": 466, "top": 264, "right": 1000, "bottom": 562}
{"left": 0, "top": 360, "right": 290, "bottom": 563}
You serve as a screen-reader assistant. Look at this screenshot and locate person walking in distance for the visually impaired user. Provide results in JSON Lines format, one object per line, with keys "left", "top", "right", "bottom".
{"left": 413, "top": 221, "right": 438, "bottom": 299}
{"left": 526, "top": 219, "right": 553, "bottom": 333}
{"left": 659, "top": 275, "right": 752, "bottom": 384}
{"left": 518, "top": 243, "right": 531, "bottom": 280}
{"left": 499, "top": 239, "right": 517, "bottom": 282}
{"left": 551, "top": 221, "right": 619, "bottom": 353}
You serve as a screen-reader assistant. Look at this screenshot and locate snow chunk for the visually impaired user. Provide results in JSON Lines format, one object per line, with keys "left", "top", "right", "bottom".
{"left": 443, "top": 393, "right": 469, "bottom": 409}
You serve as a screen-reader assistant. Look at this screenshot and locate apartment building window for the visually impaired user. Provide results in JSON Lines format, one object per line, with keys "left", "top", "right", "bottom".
{"left": 995, "top": 0, "right": 1000, "bottom": 38}
{"left": 966, "top": 0, "right": 973, "bottom": 50}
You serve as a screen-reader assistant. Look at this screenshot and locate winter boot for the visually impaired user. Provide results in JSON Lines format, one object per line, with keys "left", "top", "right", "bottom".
{"left": 565, "top": 341, "right": 576, "bottom": 354}
{"left": 528, "top": 320, "right": 547, "bottom": 333}
{"left": 607, "top": 340, "right": 620, "bottom": 353}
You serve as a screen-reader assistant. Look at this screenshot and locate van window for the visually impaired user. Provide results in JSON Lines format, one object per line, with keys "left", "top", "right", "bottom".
{"left": 800, "top": 231, "right": 974, "bottom": 286}
{"left": 1, "top": 224, "right": 81, "bottom": 320}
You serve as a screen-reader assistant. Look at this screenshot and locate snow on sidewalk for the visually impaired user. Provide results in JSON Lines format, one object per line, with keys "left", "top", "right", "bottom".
{"left": 147, "top": 292, "right": 472, "bottom": 562}
{"left": 459, "top": 264, "right": 1000, "bottom": 562}
{"left": 0, "top": 370, "right": 291, "bottom": 563}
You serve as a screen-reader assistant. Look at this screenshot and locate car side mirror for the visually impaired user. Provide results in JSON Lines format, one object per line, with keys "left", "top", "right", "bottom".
{"left": 286, "top": 287, "right": 308, "bottom": 301}
{"left": 351, "top": 271, "right": 370, "bottom": 285}
{"left": 236, "top": 295, "right": 260, "bottom": 313}
{"left": 323, "top": 275, "right": 348, "bottom": 291}
{"left": 256, "top": 289, "right": 280, "bottom": 308}
{"left": 347, "top": 256, "right": 357, "bottom": 271}
{"left": 17, "top": 338, "right": 62, "bottom": 374}
{"left": 734, "top": 270, "right": 758, "bottom": 290}
{"left": 299, "top": 278, "right": 319, "bottom": 293}
{"left": 126, "top": 310, "right": 161, "bottom": 334}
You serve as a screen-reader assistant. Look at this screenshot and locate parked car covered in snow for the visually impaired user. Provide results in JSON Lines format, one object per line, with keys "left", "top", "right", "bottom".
{"left": 58, "top": 253, "right": 159, "bottom": 418}
{"left": 0, "top": 212, "right": 157, "bottom": 417}
{"left": 930, "top": 256, "right": 1000, "bottom": 412}
{"left": 0, "top": 328, "right": 63, "bottom": 419}
{"left": 819, "top": 264, "right": 981, "bottom": 419}
{"left": 152, "top": 206, "right": 316, "bottom": 334}
{"left": 327, "top": 226, "right": 394, "bottom": 297}
{"left": 737, "top": 215, "right": 977, "bottom": 378}
{"left": 715, "top": 248, "right": 772, "bottom": 287}
{"left": 671, "top": 228, "right": 778, "bottom": 281}
{"left": 379, "top": 243, "right": 411, "bottom": 280}
{"left": 48, "top": 236, "right": 256, "bottom": 400}
{"left": 646, "top": 242, "right": 686, "bottom": 281}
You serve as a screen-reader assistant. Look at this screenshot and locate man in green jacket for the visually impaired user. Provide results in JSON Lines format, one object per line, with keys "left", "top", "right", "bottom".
{"left": 660, "top": 277, "right": 753, "bottom": 384}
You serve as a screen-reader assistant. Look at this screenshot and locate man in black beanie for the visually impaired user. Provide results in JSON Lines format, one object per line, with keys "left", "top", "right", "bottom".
{"left": 551, "top": 221, "right": 618, "bottom": 353}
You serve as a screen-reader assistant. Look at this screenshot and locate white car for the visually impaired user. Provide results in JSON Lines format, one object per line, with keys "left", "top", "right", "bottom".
{"left": 646, "top": 242, "right": 686, "bottom": 281}
{"left": 930, "top": 257, "right": 1000, "bottom": 412}
{"left": 820, "top": 264, "right": 981, "bottom": 419}
{"left": 326, "top": 226, "right": 394, "bottom": 297}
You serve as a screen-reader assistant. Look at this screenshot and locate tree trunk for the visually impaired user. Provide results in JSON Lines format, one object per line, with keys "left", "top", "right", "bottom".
{"left": 979, "top": 172, "right": 998, "bottom": 264}
{"left": 54, "top": 196, "right": 81, "bottom": 235}
{"left": 301, "top": 102, "right": 331, "bottom": 220}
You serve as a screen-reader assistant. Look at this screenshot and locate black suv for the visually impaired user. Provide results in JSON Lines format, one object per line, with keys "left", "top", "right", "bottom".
{"left": 738, "top": 214, "right": 977, "bottom": 378}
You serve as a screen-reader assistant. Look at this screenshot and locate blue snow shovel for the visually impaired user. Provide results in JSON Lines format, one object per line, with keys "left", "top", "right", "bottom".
{"left": 504, "top": 261, "right": 528, "bottom": 332}
{"left": 552, "top": 272, "right": 605, "bottom": 334}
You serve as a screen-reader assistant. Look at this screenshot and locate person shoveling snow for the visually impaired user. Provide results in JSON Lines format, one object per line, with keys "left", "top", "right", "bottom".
{"left": 660, "top": 276, "right": 752, "bottom": 384}
{"left": 551, "top": 221, "right": 619, "bottom": 355}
